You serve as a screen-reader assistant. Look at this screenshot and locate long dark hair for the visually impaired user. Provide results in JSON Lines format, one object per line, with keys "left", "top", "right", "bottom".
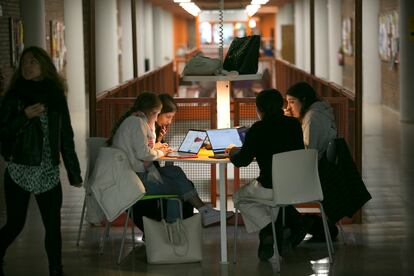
{"left": 286, "top": 82, "right": 320, "bottom": 119}
{"left": 107, "top": 92, "right": 162, "bottom": 145}
{"left": 255, "top": 89, "right": 284, "bottom": 118}
{"left": 7, "top": 46, "right": 65, "bottom": 95}
{"left": 158, "top": 93, "right": 178, "bottom": 114}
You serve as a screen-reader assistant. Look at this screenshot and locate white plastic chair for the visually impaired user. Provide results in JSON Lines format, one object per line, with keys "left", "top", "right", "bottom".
{"left": 233, "top": 149, "right": 334, "bottom": 271}
{"left": 76, "top": 137, "right": 107, "bottom": 246}
{"left": 76, "top": 138, "right": 184, "bottom": 264}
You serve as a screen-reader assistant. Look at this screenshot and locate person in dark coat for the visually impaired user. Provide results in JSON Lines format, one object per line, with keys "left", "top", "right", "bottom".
{"left": 0, "top": 46, "right": 82, "bottom": 276}
{"left": 227, "top": 89, "right": 306, "bottom": 261}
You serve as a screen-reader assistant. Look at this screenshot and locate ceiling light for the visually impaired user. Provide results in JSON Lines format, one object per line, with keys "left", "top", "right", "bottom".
{"left": 179, "top": 2, "right": 201, "bottom": 17}
{"left": 248, "top": 18, "right": 257, "bottom": 28}
{"left": 245, "top": 4, "right": 260, "bottom": 17}
{"left": 251, "top": 0, "right": 269, "bottom": 4}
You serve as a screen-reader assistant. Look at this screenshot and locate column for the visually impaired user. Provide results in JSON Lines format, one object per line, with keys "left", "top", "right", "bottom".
{"left": 64, "top": 0, "right": 86, "bottom": 113}
{"left": 95, "top": 0, "right": 119, "bottom": 93}
{"left": 21, "top": 0, "right": 46, "bottom": 48}
{"left": 400, "top": 0, "right": 414, "bottom": 122}
{"left": 327, "top": 0, "right": 343, "bottom": 85}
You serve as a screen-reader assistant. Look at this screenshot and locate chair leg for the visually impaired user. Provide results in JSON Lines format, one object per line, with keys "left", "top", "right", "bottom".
{"left": 99, "top": 221, "right": 111, "bottom": 254}
{"left": 76, "top": 195, "right": 87, "bottom": 246}
{"left": 270, "top": 207, "right": 280, "bottom": 272}
{"left": 232, "top": 208, "right": 239, "bottom": 264}
{"left": 130, "top": 208, "right": 135, "bottom": 248}
{"left": 319, "top": 204, "right": 334, "bottom": 263}
{"left": 118, "top": 207, "right": 132, "bottom": 265}
{"left": 159, "top": 199, "right": 164, "bottom": 219}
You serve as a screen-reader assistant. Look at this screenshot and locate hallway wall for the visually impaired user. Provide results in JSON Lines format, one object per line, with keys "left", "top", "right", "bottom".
{"left": 363, "top": 0, "right": 381, "bottom": 104}
{"left": 380, "top": 0, "right": 399, "bottom": 111}
{"left": 0, "top": 0, "right": 21, "bottom": 91}
{"left": 95, "top": 0, "right": 118, "bottom": 93}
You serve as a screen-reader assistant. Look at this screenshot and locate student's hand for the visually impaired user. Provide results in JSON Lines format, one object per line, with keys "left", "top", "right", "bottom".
{"left": 155, "top": 142, "right": 169, "bottom": 150}
{"left": 25, "top": 103, "right": 44, "bottom": 119}
{"left": 157, "top": 125, "right": 168, "bottom": 142}
{"left": 283, "top": 108, "right": 292, "bottom": 117}
{"left": 225, "top": 144, "right": 237, "bottom": 153}
{"left": 160, "top": 147, "right": 173, "bottom": 155}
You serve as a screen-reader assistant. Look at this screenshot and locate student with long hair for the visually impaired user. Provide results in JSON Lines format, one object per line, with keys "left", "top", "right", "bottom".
{"left": 107, "top": 92, "right": 232, "bottom": 228}
{"left": 285, "top": 82, "right": 339, "bottom": 241}
{"left": 285, "top": 82, "right": 337, "bottom": 159}
{"left": 0, "top": 46, "right": 82, "bottom": 276}
{"left": 131, "top": 93, "right": 194, "bottom": 232}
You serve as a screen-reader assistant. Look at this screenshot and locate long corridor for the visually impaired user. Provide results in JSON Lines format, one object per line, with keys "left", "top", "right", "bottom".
{"left": 0, "top": 104, "right": 413, "bottom": 275}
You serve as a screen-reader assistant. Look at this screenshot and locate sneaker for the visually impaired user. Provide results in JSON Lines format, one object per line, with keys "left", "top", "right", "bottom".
{"left": 200, "top": 208, "right": 234, "bottom": 227}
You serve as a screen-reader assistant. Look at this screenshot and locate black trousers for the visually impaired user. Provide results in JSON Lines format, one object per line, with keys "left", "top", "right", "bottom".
{"left": 0, "top": 170, "right": 62, "bottom": 267}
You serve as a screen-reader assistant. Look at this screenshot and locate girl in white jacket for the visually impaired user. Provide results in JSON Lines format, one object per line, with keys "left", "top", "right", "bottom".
{"left": 107, "top": 92, "right": 232, "bottom": 227}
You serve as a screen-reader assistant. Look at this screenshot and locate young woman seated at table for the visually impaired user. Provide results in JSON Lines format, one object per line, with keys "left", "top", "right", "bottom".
{"left": 106, "top": 92, "right": 232, "bottom": 228}
{"left": 130, "top": 93, "right": 196, "bottom": 231}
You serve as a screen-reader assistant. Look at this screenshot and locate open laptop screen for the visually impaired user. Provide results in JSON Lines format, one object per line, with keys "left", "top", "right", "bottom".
{"left": 207, "top": 128, "right": 243, "bottom": 153}
{"left": 177, "top": 129, "right": 207, "bottom": 153}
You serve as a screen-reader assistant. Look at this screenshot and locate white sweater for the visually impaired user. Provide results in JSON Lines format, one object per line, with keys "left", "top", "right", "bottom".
{"left": 111, "top": 115, "right": 163, "bottom": 173}
{"left": 302, "top": 101, "right": 337, "bottom": 158}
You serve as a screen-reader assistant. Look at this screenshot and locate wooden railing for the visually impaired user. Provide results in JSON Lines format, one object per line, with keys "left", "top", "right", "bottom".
{"left": 275, "top": 58, "right": 357, "bottom": 159}
{"left": 96, "top": 61, "right": 175, "bottom": 101}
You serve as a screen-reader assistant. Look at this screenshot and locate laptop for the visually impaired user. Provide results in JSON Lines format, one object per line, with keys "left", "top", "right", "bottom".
{"left": 166, "top": 129, "right": 207, "bottom": 158}
{"left": 206, "top": 128, "right": 244, "bottom": 159}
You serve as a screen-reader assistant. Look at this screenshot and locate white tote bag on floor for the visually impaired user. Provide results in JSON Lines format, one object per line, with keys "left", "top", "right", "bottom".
{"left": 143, "top": 214, "right": 202, "bottom": 264}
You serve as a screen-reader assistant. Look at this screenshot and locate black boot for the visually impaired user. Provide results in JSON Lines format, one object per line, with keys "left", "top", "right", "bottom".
{"left": 258, "top": 223, "right": 274, "bottom": 261}
{"left": 306, "top": 215, "right": 338, "bottom": 242}
{"left": 49, "top": 265, "right": 63, "bottom": 276}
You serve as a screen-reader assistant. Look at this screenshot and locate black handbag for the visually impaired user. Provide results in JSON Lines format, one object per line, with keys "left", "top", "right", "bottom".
{"left": 223, "top": 35, "right": 261, "bottom": 74}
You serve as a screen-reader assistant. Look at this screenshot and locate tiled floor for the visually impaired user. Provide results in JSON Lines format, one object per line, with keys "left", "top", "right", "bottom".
{"left": 1, "top": 104, "right": 414, "bottom": 275}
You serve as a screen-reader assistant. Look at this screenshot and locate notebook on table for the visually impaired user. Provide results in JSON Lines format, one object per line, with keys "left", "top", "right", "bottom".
{"left": 206, "top": 128, "right": 244, "bottom": 159}
{"left": 166, "top": 129, "right": 207, "bottom": 158}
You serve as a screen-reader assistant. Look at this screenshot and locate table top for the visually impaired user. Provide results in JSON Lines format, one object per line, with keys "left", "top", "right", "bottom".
{"left": 158, "top": 148, "right": 231, "bottom": 164}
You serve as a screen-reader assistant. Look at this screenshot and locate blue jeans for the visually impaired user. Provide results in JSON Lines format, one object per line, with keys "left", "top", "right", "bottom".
{"left": 137, "top": 165, "right": 198, "bottom": 201}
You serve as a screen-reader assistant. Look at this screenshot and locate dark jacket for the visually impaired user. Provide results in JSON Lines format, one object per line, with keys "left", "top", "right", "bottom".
{"left": 318, "top": 138, "right": 371, "bottom": 222}
{"left": 229, "top": 112, "right": 304, "bottom": 188}
{"left": 0, "top": 79, "right": 82, "bottom": 185}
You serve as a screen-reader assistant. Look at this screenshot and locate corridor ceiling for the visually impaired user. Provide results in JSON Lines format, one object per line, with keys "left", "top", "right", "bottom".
{"left": 191, "top": 0, "right": 292, "bottom": 10}
{"left": 146, "top": 0, "right": 293, "bottom": 18}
